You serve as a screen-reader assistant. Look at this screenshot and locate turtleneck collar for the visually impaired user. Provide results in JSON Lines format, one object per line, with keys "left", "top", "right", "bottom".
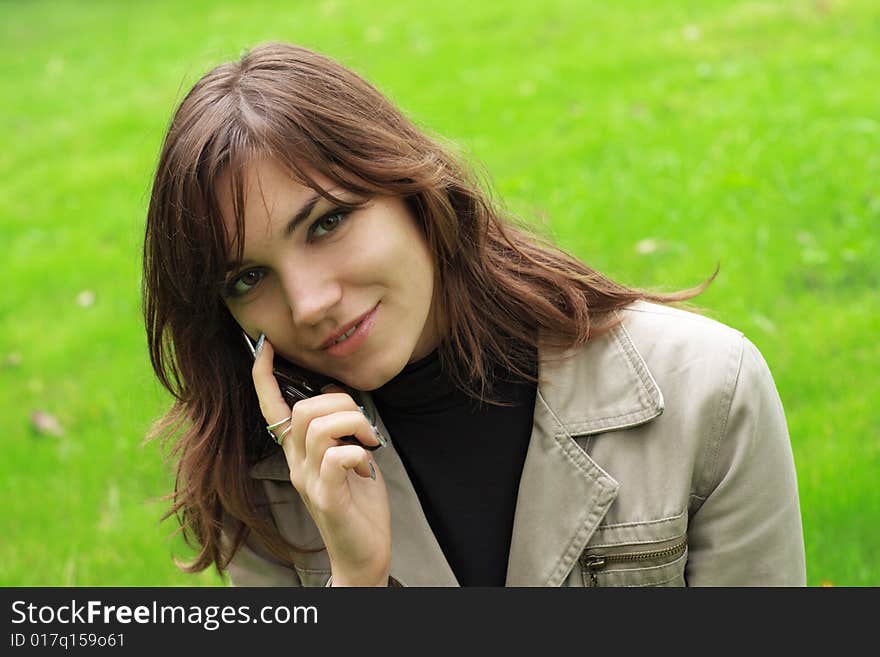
{"left": 371, "top": 345, "right": 538, "bottom": 416}
{"left": 371, "top": 349, "right": 463, "bottom": 414}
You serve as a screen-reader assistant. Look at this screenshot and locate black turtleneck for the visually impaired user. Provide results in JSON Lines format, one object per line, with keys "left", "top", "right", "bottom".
{"left": 372, "top": 348, "right": 537, "bottom": 586}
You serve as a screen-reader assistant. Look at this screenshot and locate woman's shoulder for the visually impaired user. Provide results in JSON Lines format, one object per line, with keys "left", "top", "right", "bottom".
{"left": 539, "top": 299, "right": 775, "bottom": 421}
{"left": 614, "top": 299, "right": 759, "bottom": 391}
{"left": 537, "top": 300, "right": 761, "bottom": 434}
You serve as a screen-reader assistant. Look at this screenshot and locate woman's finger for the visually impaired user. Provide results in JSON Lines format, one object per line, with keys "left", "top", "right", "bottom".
{"left": 319, "top": 444, "right": 377, "bottom": 487}
{"left": 251, "top": 335, "right": 292, "bottom": 441}
{"left": 302, "top": 410, "right": 381, "bottom": 466}
{"left": 286, "top": 392, "right": 361, "bottom": 459}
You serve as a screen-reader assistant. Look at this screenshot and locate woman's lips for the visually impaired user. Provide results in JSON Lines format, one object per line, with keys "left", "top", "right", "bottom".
{"left": 322, "top": 304, "right": 379, "bottom": 358}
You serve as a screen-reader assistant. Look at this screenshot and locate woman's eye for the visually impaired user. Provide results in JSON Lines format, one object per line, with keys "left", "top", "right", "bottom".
{"left": 309, "top": 210, "right": 349, "bottom": 239}
{"left": 226, "top": 269, "right": 265, "bottom": 297}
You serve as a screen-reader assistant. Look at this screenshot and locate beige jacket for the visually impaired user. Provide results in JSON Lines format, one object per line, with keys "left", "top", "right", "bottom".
{"left": 228, "top": 301, "right": 806, "bottom": 587}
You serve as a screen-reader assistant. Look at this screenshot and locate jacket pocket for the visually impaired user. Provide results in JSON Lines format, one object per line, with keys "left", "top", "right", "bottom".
{"left": 578, "top": 511, "right": 688, "bottom": 587}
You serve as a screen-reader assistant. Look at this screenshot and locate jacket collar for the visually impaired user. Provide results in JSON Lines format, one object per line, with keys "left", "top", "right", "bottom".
{"left": 504, "top": 316, "right": 664, "bottom": 585}
{"left": 249, "top": 312, "right": 664, "bottom": 586}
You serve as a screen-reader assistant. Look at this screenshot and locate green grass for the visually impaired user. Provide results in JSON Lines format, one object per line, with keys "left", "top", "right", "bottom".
{"left": 1, "top": 0, "right": 877, "bottom": 586}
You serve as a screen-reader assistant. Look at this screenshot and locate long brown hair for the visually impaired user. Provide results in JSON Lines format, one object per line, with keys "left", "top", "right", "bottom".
{"left": 142, "top": 42, "right": 713, "bottom": 576}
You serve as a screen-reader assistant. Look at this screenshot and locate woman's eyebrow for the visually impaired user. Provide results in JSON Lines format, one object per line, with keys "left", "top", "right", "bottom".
{"left": 284, "top": 193, "right": 322, "bottom": 237}
{"left": 283, "top": 187, "right": 349, "bottom": 237}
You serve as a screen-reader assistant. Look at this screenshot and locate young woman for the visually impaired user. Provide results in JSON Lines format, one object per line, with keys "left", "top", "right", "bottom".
{"left": 143, "top": 42, "right": 806, "bottom": 587}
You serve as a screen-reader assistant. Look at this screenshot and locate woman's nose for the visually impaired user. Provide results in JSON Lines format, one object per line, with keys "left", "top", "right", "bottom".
{"left": 279, "top": 264, "right": 343, "bottom": 327}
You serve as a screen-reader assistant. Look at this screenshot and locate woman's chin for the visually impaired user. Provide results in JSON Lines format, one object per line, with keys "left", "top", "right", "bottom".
{"left": 339, "top": 371, "right": 390, "bottom": 393}
{"left": 335, "top": 359, "right": 405, "bottom": 392}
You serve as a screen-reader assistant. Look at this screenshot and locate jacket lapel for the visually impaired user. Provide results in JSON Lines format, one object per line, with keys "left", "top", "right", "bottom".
{"left": 504, "top": 392, "right": 620, "bottom": 585}
{"left": 505, "top": 319, "right": 665, "bottom": 586}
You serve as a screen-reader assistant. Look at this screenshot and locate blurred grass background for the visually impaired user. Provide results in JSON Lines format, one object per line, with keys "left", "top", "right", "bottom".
{"left": 1, "top": 0, "right": 877, "bottom": 586}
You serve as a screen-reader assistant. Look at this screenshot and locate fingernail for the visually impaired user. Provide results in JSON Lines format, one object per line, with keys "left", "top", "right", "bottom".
{"left": 372, "top": 424, "right": 387, "bottom": 447}
{"left": 368, "top": 461, "right": 376, "bottom": 481}
{"left": 255, "top": 333, "right": 266, "bottom": 359}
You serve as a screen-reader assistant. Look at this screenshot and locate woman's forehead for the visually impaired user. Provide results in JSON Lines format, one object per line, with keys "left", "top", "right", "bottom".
{"left": 217, "top": 156, "right": 341, "bottom": 218}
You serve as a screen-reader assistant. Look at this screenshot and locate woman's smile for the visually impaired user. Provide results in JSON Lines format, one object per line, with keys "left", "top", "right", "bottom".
{"left": 319, "top": 302, "right": 380, "bottom": 358}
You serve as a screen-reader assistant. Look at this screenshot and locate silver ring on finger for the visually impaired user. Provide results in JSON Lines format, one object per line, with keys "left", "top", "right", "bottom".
{"left": 266, "top": 415, "right": 291, "bottom": 441}
{"left": 274, "top": 424, "right": 293, "bottom": 445}
{"left": 266, "top": 415, "right": 292, "bottom": 431}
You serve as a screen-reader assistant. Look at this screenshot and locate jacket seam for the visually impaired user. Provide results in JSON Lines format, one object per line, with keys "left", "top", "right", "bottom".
{"left": 597, "top": 509, "right": 686, "bottom": 530}
{"left": 612, "top": 570, "right": 686, "bottom": 587}
{"left": 567, "top": 407, "right": 659, "bottom": 431}
{"left": 696, "top": 335, "right": 745, "bottom": 500}
{"left": 292, "top": 565, "right": 332, "bottom": 575}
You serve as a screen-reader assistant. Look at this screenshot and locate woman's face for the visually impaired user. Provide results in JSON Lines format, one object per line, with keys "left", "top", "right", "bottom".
{"left": 217, "top": 156, "right": 442, "bottom": 391}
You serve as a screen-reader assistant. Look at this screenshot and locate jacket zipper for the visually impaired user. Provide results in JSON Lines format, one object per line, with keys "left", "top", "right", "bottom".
{"left": 580, "top": 537, "right": 688, "bottom": 587}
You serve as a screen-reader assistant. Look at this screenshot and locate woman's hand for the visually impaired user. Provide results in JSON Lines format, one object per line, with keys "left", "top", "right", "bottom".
{"left": 253, "top": 336, "right": 391, "bottom": 586}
